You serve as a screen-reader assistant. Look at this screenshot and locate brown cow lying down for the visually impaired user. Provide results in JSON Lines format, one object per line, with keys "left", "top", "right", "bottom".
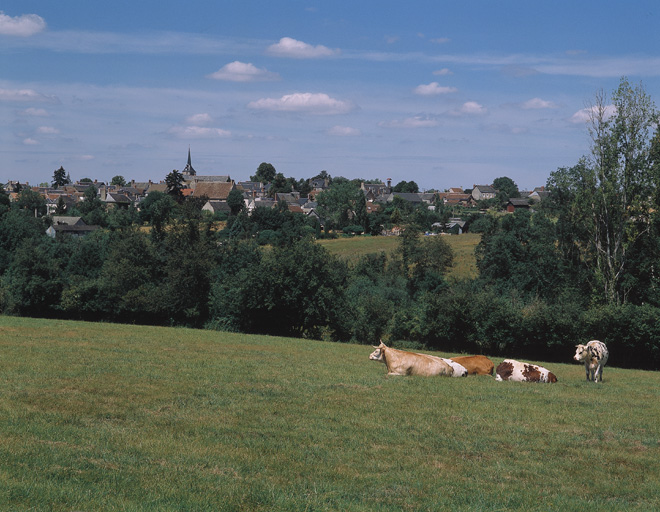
{"left": 369, "top": 341, "right": 453, "bottom": 377}
{"left": 495, "top": 359, "right": 558, "bottom": 383}
{"left": 450, "top": 355, "right": 494, "bottom": 376}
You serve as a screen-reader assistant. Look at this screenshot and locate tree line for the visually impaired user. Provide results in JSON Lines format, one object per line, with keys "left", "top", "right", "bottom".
{"left": 2, "top": 77, "right": 660, "bottom": 370}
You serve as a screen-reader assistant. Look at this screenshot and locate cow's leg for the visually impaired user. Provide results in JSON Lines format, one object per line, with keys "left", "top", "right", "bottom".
{"left": 585, "top": 365, "right": 591, "bottom": 381}
{"left": 595, "top": 364, "right": 603, "bottom": 382}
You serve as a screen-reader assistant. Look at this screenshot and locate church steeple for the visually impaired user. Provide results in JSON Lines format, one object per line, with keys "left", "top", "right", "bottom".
{"left": 182, "top": 146, "right": 196, "bottom": 176}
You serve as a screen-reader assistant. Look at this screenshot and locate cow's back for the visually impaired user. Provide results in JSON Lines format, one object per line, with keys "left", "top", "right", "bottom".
{"left": 451, "top": 355, "right": 494, "bottom": 375}
{"left": 587, "top": 340, "right": 609, "bottom": 365}
{"left": 385, "top": 347, "right": 453, "bottom": 377}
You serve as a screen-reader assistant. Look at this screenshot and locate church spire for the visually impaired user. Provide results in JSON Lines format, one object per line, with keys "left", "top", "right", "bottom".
{"left": 183, "top": 145, "right": 196, "bottom": 176}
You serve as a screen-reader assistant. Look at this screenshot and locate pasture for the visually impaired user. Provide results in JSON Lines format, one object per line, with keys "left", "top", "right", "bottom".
{"left": 317, "top": 233, "right": 481, "bottom": 280}
{"left": 1, "top": 316, "right": 659, "bottom": 511}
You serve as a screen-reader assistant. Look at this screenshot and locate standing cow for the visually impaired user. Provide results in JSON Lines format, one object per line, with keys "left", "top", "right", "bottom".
{"left": 369, "top": 341, "right": 453, "bottom": 377}
{"left": 574, "top": 340, "right": 609, "bottom": 382}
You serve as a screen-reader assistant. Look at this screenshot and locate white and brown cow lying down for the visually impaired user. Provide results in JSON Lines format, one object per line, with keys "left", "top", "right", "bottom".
{"left": 495, "top": 359, "right": 558, "bottom": 383}
{"left": 369, "top": 341, "right": 458, "bottom": 377}
{"left": 574, "top": 340, "right": 609, "bottom": 382}
{"left": 450, "top": 355, "right": 494, "bottom": 376}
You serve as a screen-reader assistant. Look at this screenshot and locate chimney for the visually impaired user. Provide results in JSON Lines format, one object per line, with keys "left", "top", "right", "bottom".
{"left": 387, "top": 178, "right": 392, "bottom": 188}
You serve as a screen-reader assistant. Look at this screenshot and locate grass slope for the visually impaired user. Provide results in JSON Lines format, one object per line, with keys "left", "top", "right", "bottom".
{"left": 1, "top": 316, "right": 659, "bottom": 511}
{"left": 318, "top": 233, "right": 481, "bottom": 280}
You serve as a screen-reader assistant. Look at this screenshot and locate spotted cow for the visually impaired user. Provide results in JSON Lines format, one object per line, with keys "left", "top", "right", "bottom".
{"left": 495, "top": 359, "right": 558, "bottom": 383}
{"left": 574, "top": 340, "right": 609, "bottom": 382}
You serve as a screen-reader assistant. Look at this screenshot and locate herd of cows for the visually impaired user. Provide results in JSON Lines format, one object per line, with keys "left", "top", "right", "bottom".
{"left": 369, "top": 340, "right": 610, "bottom": 383}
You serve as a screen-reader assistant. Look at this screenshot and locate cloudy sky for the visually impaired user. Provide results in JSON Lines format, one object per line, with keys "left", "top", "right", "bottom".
{"left": 3, "top": 0, "right": 660, "bottom": 191}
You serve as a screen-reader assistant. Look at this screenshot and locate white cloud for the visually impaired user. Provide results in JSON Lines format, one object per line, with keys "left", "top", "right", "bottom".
{"left": 328, "top": 125, "right": 361, "bottom": 136}
{"left": 168, "top": 126, "right": 231, "bottom": 139}
{"left": 22, "top": 138, "right": 39, "bottom": 145}
{"left": 433, "top": 68, "right": 453, "bottom": 76}
{"left": 208, "top": 61, "right": 280, "bottom": 82}
{"left": 430, "top": 37, "right": 450, "bottom": 44}
{"left": 21, "top": 107, "right": 49, "bottom": 117}
{"left": 0, "top": 88, "right": 58, "bottom": 103}
{"left": 570, "top": 104, "right": 617, "bottom": 124}
{"left": 0, "top": 11, "right": 46, "bottom": 37}
{"left": 449, "top": 101, "right": 488, "bottom": 116}
{"left": 380, "top": 115, "right": 438, "bottom": 128}
{"left": 36, "top": 126, "right": 59, "bottom": 134}
{"left": 267, "top": 37, "right": 338, "bottom": 58}
{"left": 414, "top": 82, "right": 457, "bottom": 96}
{"left": 521, "top": 98, "right": 558, "bottom": 109}
{"left": 248, "top": 92, "right": 354, "bottom": 115}
{"left": 185, "top": 113, "right": 213, "bottom": 125}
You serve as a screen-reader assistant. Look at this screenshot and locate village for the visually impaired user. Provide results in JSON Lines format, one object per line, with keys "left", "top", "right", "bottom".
{"left": 4, "top": 149, "right": 549, "bottom": 238}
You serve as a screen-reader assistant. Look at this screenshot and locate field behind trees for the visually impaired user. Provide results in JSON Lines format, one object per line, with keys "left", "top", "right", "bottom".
{"left": 318, "top": 233, "right": 481, "bottom": 280}
{"left": 2, "top": 316, "right": 659, "bottom": 511}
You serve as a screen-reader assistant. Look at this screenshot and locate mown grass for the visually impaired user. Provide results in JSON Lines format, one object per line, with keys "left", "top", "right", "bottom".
{"left": 318, "top": 233, "right": 481, "bottom": 280}
{"left": 1, "top": 316, "right": 659, "bottom": 511}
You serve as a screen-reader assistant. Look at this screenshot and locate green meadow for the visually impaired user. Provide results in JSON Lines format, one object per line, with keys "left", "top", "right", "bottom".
{"left": 318, "top": 233, "right": 481, "bottom": 279}
{"left": 1, "top": 316, "right": 659, "bottom": 511}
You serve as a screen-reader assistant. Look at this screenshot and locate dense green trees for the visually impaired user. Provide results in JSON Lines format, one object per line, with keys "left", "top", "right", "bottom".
{"left": 316, "top": 181, "right": 366, "bottom": 232}
{"left": 547, "top": 78, "right": 660, "bottom": 305}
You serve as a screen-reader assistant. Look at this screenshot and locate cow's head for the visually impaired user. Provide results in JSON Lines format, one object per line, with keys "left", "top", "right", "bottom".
{"left": 369, "top": 347, "right": 383, "bottom": 361}
{"left": 369, "top": 340, "right": 387, "bottom": 361}
{"left": 574, "top": 344, "right": 588, "bottom": 363}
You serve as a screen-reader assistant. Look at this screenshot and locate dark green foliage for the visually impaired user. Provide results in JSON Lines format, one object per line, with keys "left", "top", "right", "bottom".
{"left": 51, "top": 166, "right": 71, "bottom": 188}
{"left": 392, "top": 180, "right": 419, "bottom": 193}
{"left": 138, "top": 191, "right": 177, "bottom": 241}
{"left": 209, "top": 238, "right": 349, "bottom": 339}
{"left": 476, "top": 210, "right": 572, "bottom": 301}
{"left": 397, "top": 227, "right": 453, "bottom": 297}
{"left": 316, "top": 181, "right": 366, "bottom": 231}
{"left": 165, "top": 170, "right": 185, "bottom": 202}
{"left": 224, "top": 204, "right": 313, "bottom": 246}
{"left": 14, "top": 189, "right": 47, "bottom": 217}
{"left": 77, "top": 185, "right": 107, "bottom": 227}
{"left": 583, "top": 304, "right": 660, "bottom": 370}
{"left": 465, "top": 213, "right": 496, "bottom": 234}
{"left": 226, "top": 188, "right": 245, "bottom": 215}
{"left": 342, "top": 225, "right": 364, "bottom": 235}
{"left": 345, "top": 252, "right": 409, "bottom": 343}
{"left": 2, "top": 237, "right": 63, "bottom": 316}
{"left": 251, "top": 162, "right": 277, "bottom": 183}
{"left": 492, "top": 176, "right": 520, "bottom": 199}
{"left": 157, "top": 220, "right": 216, "bottom": 326}
{"left": 0, "top": 210, "right": 45, "bottom": 274}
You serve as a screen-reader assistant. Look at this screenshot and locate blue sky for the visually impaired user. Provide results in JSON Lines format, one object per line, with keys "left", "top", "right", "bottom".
{"left": 3, "top": 1, "right": 660, "bottom": 191}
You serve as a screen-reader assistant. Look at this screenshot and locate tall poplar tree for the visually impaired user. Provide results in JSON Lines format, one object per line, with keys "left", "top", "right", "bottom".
{"left": 548, "top": 78, "right": 658, "bottom": 304}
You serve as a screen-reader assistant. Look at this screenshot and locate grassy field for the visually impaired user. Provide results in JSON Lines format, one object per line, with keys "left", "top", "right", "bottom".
{"left": 2, "top": 316, "right": 659, "bottom": 511}
{"left": 318, "top": 233, "right": 481, "bottom": 280}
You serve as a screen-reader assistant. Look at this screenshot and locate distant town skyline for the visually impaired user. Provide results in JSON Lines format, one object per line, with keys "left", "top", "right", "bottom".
{"left": 3, "top": 1, "right": 660, "bottom": 191}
